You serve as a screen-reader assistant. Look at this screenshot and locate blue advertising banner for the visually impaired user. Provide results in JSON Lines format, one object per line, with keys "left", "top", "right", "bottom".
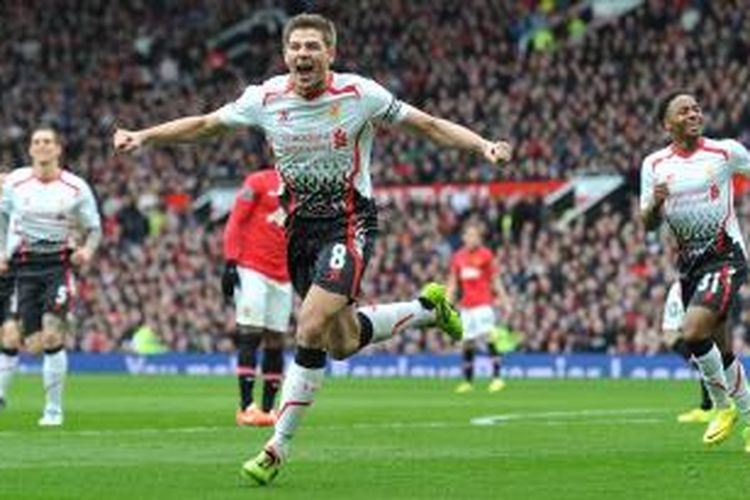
{"left": 14, "top": 353, "right": 749, "bottom": 379}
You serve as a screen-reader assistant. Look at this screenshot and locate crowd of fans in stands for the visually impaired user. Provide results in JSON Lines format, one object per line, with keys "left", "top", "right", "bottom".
{"left": 3, "top": 0, "right": 750, "bottom": 353}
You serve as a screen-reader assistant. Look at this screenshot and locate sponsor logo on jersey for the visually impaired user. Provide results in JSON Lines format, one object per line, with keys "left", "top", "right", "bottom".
{"left": 460, "top": 267, "right": 481, "bottom": 279}
{"left": 709, "top": 183, "right": 719, "bottom": 200}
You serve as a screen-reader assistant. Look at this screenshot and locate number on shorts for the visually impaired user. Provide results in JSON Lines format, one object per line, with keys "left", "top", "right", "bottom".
{"left": 55, "top": 285, "right": 68, "bottom": 306}
{"left": 697, "top": 269, "right": 735, "bottom": 295}
{"left": 329, "top": 243, "right": 347, "bottom": 270}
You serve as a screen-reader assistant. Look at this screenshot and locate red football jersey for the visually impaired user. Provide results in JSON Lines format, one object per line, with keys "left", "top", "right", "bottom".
{"left": 224, "top": 169, "right": 289, "bottom": 282}
{"left": 450, "top": 246, "right": 496, "bottom": 307}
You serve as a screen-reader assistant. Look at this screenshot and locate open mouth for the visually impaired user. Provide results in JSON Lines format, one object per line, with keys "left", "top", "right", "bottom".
{"left": 295, "top": 61, "right": 315, "bottom": 78}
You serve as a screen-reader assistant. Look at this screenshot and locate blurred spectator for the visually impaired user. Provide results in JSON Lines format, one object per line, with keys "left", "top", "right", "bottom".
{"left": 116, "top": 195, "right": 149, "bottom": 246}
{"left": 3, "top": 1, "right": 750, "bottom": 352}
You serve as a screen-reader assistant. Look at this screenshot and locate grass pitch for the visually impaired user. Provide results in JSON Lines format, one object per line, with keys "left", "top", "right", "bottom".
{"left": 0, "top": 375, "right": 748, "bottom": 499}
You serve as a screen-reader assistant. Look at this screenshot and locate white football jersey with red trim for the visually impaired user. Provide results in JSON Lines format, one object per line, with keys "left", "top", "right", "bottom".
{"left": 1, "top": 167, "right": 100, "bottom": 257}
{"left": 640, "top": 137, "right": 750, "bottom": 271}
{"left": 217, "top": 72, "right": 412, "bottom": 218}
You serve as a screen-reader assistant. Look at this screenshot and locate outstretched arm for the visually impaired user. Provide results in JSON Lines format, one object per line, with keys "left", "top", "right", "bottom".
{"left": 397, "top": 107, "right": 512, "bottom": 164}
{"left": 113, "top": 113, "right": 227, "bottom": 153}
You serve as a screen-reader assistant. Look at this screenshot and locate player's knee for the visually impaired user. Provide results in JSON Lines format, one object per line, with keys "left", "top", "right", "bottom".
{"left": 328, "top": 345, "right": 351, "bottom": 361}
{"left": 296, "top": 312, "right": 328, "bottom": 348}
{"left": 42, "top": 312, "right": 64, "bottom": 335}
{"left": 40, "top": 328, "right": 63, "bottom": 350}
{"left": 263, "top": 331, "right": 285, "bottom": 350}
{"left": 327, "top": 331, "right": 359, "bottom": 361}
{"left": 237, "top": 325, "right": 263, "bottom": 349}
{"left": 1, "top": 322, "right": 21, "bottom": 350}
{"left": 682, "top": 317, "right": 711, "bottom": 343}
{"left": 25, "top": 333, "right": 43, "bottom": 355}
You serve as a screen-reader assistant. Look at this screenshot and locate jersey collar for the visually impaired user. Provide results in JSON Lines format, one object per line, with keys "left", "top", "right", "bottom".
{"left": 670, "top": 137, "right": 704, "bottom": 158}
{"left": 292, "top": 73, "right": 334, "bottom": 101}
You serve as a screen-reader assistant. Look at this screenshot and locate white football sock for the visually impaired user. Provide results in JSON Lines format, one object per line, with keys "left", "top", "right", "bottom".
{"left": 43, "top": 350, "right": 67, "bottom": 413}
{"left": 0, "top": 351, "right": 19, "bottom": 400}
{"left": 693, "top": 345, "right": 731, "bottom": 409}
{"left": 358, "top": 300, "right": 435, "bottom": 343}
{"left": 725, "top": 359, "right": 750, "bottom": 421}
{"left": 269, "top": 361, "right": 323, "bottom": 459}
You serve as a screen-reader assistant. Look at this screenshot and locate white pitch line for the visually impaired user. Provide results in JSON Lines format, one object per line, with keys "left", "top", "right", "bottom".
{"left": 470, "top": 408, "right": 666, "bottom": 426}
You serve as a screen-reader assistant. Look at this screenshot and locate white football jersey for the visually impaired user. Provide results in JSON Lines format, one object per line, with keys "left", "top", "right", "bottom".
{"left": 640, "top": 138, "right": 750, "bottom": 272}
{"left": 217, "top": 72, "right": 412, "bottom": 218}
{"left": 1, "top": 167, "right": 100, "bottom": 257}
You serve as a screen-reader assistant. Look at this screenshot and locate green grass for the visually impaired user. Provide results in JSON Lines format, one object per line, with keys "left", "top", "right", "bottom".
{"left": 0, "top": 376, "right": 749, "bottom": 499}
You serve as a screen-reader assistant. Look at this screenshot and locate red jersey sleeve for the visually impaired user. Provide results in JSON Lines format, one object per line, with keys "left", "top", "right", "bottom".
{"left": 223, "top": 176, "right": 259, "bottom": 261}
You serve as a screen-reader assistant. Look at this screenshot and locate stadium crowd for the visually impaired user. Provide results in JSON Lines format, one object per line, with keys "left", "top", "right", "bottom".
{"left": 2, "top": 0, "right": 750, "bottom": 353}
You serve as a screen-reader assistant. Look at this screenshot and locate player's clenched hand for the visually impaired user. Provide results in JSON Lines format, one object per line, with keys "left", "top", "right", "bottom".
{"left": 653, "top": 182, "right": 669, "bottom": 207}
{"left": 483, "top": 140, "right": 512, "bottom": 164}
{"left": 0, "top": 257, "right": 8, "bottom": 274}
{"left": 113, "top": 128, "right": 145, "bottom": 153}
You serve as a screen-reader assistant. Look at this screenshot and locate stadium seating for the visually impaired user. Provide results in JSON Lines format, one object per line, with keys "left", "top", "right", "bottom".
{"left": 2, "top": 1, "right": 750, "bottom": 352}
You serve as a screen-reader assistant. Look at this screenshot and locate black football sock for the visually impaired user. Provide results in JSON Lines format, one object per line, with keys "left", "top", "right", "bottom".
{"left": 488, "top": 342, "right": 501, "bottom": 378}
{"left": 463, "top": 347, "right": 475, "bottom": 383}
{"left": 236, "top": 330, "right": 262, "bottom": 410}
{"left": 261, "top": 348, "right": 284, "bottom": 413}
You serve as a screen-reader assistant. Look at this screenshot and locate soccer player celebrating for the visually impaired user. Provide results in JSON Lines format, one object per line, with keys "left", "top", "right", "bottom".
{"left": 661, "top": 281, "right": 714, "bottom": 423}
{"left": 0, "top": 127, "right": 101, "bottom": 426}
{"left": 223, "top": 167, "right": 290, "bottom": 427}
{"left": 114, "top": 13, "right": 511, "bottom": 484}
{"left": 447, "top": 222, "right": 511, "bottom": 394}
{"left": 641, "top": 91, "right": 750, "bottom": 450}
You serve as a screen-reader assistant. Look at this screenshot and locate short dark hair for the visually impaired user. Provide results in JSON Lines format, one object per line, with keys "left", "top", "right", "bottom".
{"left": 655, "top": 90, "right": 693, "bottom": 127}
{"left": 282, "top": 13, "right": 336, "bottom": 48}
{"left": 31, "top": 125, "right": 62, "bottom": 144}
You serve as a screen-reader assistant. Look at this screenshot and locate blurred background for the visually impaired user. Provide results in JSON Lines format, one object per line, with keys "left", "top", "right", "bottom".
{"left": 3, "top": 0, "right": 750, "bottom": 356}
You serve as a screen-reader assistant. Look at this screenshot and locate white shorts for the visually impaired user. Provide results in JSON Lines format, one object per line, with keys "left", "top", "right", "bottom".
{"left": 460, "top": 305, "right": 496, "bottom": 341}
{"left": 662, "top": 281, "right": 685, "bottom": 332}
{"left": 235, "top": 266, "right": 293, "bottom": 333}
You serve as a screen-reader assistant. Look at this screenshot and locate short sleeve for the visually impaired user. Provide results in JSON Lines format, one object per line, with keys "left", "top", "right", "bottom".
{"left": 77, "top": 181, "right": 102, "bottom": 231}
{"left": 639, "top": 157, "right": 655, "bottom": 211}
{"left": 358, "top": 77, "right": 411, "bottom": 124}
{"left": 723, "top": 139, "right": 750, "bottom": 176}
{"left": 216, "top": 85, "right": 263, "bottom": 128}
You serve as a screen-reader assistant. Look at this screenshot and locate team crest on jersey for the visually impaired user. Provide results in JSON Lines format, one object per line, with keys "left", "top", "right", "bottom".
{"left": 328, "top": 102, "right": 342, "bottom": 120}
{"left": 277, "top": 110, "right": 290, "bottom": 123}
{"left": 710, "top": 183, "right": 719, "bottom": 200}
{"left": 332, "top": 128, "right": 348, "bottom": 149}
